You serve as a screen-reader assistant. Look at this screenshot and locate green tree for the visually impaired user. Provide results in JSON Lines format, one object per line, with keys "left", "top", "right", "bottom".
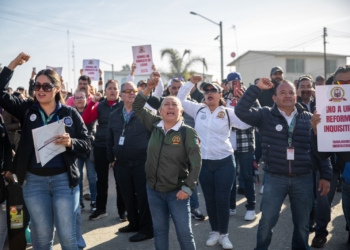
{"left": 160, "top": 49, "right": 207, "bottom": 79}
{"left": 121, "top": 64, "right": 131, "bottom": 71}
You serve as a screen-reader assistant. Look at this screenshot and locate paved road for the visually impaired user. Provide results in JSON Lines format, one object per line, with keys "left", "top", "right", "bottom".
{"left": 29, "top": 168, "right": 347, "bottom": 250}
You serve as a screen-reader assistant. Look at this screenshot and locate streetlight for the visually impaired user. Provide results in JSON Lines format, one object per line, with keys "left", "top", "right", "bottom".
{"left": 190, "top": 11, "right": 223, "bottom": 81}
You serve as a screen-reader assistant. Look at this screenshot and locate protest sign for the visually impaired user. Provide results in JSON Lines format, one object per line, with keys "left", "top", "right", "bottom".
{"left": 132, "top": 45, "right": 153, "bottom": 75}
{"left": 316, "top": 84, "right": 350, "bottom": 151}
{"left": 46, "top": 66, "right": 63, "bottom": 76}
{"left": 83, "top": 59, "right": 100, "bottom": 81}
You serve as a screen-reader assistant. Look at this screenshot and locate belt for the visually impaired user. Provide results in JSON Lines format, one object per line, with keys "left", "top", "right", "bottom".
{"left": 116, "top": 158, "right": 146, "bottom": 167}
{"left": 266, "top": 170, "right": 311, "bottom": 177}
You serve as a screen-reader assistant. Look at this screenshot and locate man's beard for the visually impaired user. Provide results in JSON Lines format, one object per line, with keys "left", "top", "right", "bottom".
{"left": 271, "top": 78, "right": 282, "bottom": 86}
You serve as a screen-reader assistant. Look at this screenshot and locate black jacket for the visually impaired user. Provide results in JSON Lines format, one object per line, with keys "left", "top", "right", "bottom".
{"left": 297, "top": 96, "right": 316, "bottom": 113}
{"left": 0, "top": 115, "right": 12, "bottom": 172}
{"left": 106, "top": 105, "right": 151, "bottom": 163}
{"left": 235, "top": 85, "right": 332, "bottom": 181}
{"left": 0, "top": 67, "right": 91, "bottom": 187}
{"left": 257, "top": 88, "right": 275, "bottom": 107}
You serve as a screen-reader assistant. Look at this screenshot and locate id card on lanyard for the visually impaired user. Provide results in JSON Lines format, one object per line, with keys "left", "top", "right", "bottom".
{"left": 38, "top": 109, "right": 57, "bottom": 125}
{"left": 286, "top": 115, "right": 297, "bottom": 161}
{"left": 119, "top": 107, "right": 130, "bottom": 146}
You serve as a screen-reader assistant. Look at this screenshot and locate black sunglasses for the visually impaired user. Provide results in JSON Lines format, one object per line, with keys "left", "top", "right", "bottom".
{"left": 204, "top": 89, "right": 219, "bottom": 95}
{"left": 34, "top": 82, "right": 56, "bottom": 92}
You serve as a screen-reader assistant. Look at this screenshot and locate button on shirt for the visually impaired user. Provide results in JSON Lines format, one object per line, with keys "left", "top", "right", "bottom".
{"left": 177, "top": 81, "right": 250, "bottom": 160}
{"left": 278, "top": 107, "right": 298, "bottom": 126}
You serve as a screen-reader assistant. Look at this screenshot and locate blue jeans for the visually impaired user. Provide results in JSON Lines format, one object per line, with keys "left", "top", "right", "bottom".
{"left": 23, "top": 172, "right": 79, "bottom": 250}
{"left": 190, "top": 185, "right": 199, "bottom": 209}
{"left": 77, "top": 157, "right": 97, "bottom": 203}
{"left": 76, "top": 207, "right": 86, "bottom": 249}
{"left": 342, "top": 179, "right": 350, "bottom": 236}
{"left": 200, "top": 155, "right": 236, "bottom": 234}
{"left": 146, "top": 185, "right": 195, "bottom": 250}
{"left": 237, "top": 152, "right": 256, "bottom": 210}
{"left": 256, "top": 172, "right": 313, "bottom": 250}
{"left": 0, "top": 201, "right": 7, "bottom": 249}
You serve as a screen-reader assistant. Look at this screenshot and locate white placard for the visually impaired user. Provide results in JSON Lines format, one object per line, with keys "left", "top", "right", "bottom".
{"left": 46, "top": 66, "right": 63, "bottom": 76}
{"left": 132, "top": 45, "right": 153, "bottom": 75}
{"left": 83, "top": 59, "right": 100, "bottom": 81}
{"left": 316, "top": 84, "right": 350, "bottom": 152}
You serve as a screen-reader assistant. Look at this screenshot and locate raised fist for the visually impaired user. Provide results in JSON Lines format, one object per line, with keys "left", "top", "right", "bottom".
{"left": 190, "top": 75, "right": 203, "bottom": 84}
{"left": 13, "top": 52, "right": 30, "bottom": 66}
{"left": 93, "top": 92, "right": 102, "bottom": 102}
{"left": 257, "top": 78, "right": 274, "bottom": 90}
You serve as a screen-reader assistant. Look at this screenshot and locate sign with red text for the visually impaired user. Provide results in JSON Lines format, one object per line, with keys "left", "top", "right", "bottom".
{"left": 132, "top": 45, "right": 153, "bottom": 75}
{"left": 316, "top": 84, "right": 350, "bottom": 151}
{"left": 82, "top": 59, "right": 100, "bottom": 81}
{"left": 46, "top": 66, "right": 62, "bottom": 76}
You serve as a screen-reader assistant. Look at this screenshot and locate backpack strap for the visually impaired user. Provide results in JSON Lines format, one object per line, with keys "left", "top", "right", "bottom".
{"left": 225, "top": 108, "right": 230, "bottom": 128}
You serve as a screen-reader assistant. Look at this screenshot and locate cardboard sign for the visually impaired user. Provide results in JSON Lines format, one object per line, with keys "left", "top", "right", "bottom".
{"left": 132, "top": 45, "right": 153, "bottom": 75}
{"left": 316, "top": 84, "right": 350, "bottom": 152}
{"left": 83, "top": 59, "right": 100, "bottom": 81}
{"left": 46, "top": 66, "right": 62, "bottom": 76}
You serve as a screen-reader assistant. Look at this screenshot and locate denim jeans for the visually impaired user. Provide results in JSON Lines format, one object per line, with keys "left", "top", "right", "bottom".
{"left": 256, "top": 172, "right": 313, "bottom": 250}
{"left": 0, "top": 201, "right": 7, "bottom": 249}
{"left": 146, "top": 185, "right": 195, "bottom": 250}
{"left": 190, "top": 185, "right": 199, "bottom": 209}
{"left": 22, "top": 172, "right": 79, "bottom": 250}
{"left": 200, "top": 155, "right": 236, "bottom": 234}
{"left": 77, "top": 156, "right": 97, "bottom": 203}
{"left": 342, "top": 179, "right": 350, "bottom": 237}
{"left": 76, "top": 207, "right": 86, "bottom": 249}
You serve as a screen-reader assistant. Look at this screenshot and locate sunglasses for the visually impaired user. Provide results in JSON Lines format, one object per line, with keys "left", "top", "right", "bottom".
{"left": 204, "top": 89, "right": 219, "bottom": 95}
{"left": 34, "top": 82, "right": 56, "bottom": 92}
{"left": 122, "top": 89, "right": 138, "bottom": 94}
{"left": 335, "top": 80, "right": 350, "bottom": 85}
{"left": 74, "top": 96, "right": 86, "bottom": 100}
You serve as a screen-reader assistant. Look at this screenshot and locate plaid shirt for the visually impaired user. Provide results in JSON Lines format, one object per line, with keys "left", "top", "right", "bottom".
{"left": 232, "top": 126, "right": 255, "bottom": 153}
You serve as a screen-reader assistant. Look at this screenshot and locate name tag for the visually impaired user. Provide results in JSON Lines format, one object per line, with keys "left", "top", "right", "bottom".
{"left": 286, "top": 147, "right": 295, "bottom": 160}
{"left": 119, "top": 136, "right": 125, "bottom": 145}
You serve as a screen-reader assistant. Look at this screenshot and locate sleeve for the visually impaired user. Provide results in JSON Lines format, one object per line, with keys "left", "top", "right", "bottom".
{"left": 82, "top": 101, "right": 99, "bottom": 124}
{"left": 106, "top": 114, "right": 115, "bottom": 163}
{"left": 310, "top": 129, "right": 332, "bottom": 160}
{"left": 182, "top": 127, "right": 202, "bottom": 194}
{"left": 235, "top": 85, "right": 265, "bottom": 128}
{"left": 313, "top": 153, "right": 332, "bottom": 182}
{"left": 177, "top": 81, "right": 204, "bottom": 118}
{"left": 65, "top": 96, "right": 75, "bottom": 107}
{"left": 0, "top": 117, "right": 13, "bottom": 172}
{"left": 146, "top": 95, "right": 163, "bottom": 110}
{"left": 67, "top": 108, "right": 91, "bottom": 154}
{"left": 3, "top": 111, "right": 20, "bottom": 132}
{"left": 132, "top": 92, "right": 161, "bottom": 131}
{"left": 126, "top": 74, "right": 134, "bottom": 82}
{"left": 226, "top": 108, "right": 251, "bottom": 130}
{"left": 153, "top": 78, "right": 164, "bottom": 97}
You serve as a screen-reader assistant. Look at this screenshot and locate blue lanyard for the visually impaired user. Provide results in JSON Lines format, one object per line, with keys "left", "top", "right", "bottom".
{"left": 38, "top": 109, "right": 57, "bottom": 125}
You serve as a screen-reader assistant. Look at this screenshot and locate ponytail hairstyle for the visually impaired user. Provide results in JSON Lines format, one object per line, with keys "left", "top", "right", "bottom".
{"left": 34, "top": 69, "right": 65, "bottom": 104}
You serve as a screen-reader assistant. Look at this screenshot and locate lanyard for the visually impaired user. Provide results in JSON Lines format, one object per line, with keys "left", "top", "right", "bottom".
{"left": 121, "top": 107, "right": 133, "bottom": 136}
{"left": 38, "top": 109, "right": 56, "bottom": 125}
{"left": 287, "top": 115, "right": 297, "bottom": 147}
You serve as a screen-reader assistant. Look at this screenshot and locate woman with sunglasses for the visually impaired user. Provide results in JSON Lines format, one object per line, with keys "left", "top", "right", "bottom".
{"left": 0, "top": 53, "right": 90, "bottom": 250}
{"left": 82, "top": 79, "right": 126, "bottom": 221}
{"left": 177, "top": 76, "right": 250, "bottom": 250}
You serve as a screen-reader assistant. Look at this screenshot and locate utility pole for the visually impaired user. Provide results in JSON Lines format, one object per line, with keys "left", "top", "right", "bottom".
{"left": 72, "top": 42, "right": 76, "bottom": 91}
{"left": 219, "top": 21, "right": 224, "bottom": 81}
{"left": 112, "top": 64, "right": 114, "bottom": 80}
{"left": 202, "top": 58, "right": 205, "bottom": 81}
{"left": 67, "top": 30, "right": 71, "bottom": 90}
{"left": 323, "top": 27, "right": 327, "bottom": 80}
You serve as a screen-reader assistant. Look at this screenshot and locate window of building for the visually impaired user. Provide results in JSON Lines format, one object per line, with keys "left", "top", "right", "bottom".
{"left": 326, "top": 60, "right": 337, "bottom": 74}
{"left": 286, "top": 59, "right": 305, "bottom": 73}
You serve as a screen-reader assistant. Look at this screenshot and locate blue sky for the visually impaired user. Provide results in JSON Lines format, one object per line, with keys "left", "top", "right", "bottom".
{"left": 1, "top": 0, "right": 349, "bottom": 91}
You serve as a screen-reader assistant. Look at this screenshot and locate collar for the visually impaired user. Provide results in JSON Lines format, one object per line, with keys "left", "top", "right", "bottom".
{"left": 34, "top": 102, "right": 62, "bottom": 114}
{"left": 156, "top": 119, "right": 183, "bottom": 134}
{"left": 278, "top": 107, "right": 298, "bottom": 117}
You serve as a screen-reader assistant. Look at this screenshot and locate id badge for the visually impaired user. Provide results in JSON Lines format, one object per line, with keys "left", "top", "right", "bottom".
{"left": 286, "top": 147, "right": 295, "bottom": 160}
{"left": 118, "top": 136, "right": 125, "bottom": 145}
{"left": 2, "top": 204, "right": 6, "bottom": 211}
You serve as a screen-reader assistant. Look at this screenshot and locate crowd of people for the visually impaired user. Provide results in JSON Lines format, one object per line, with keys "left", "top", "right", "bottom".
{"left": 0, "top": 52, "right": 349, "bottom": 250}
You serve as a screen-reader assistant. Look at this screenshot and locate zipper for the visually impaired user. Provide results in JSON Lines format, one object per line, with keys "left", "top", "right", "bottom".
{"left": 153, "top": 132, "right": 165, "bottom": 190}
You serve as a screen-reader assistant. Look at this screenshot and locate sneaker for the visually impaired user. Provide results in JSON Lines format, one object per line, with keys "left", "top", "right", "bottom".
{"left": 80, "top": 203, "right": 85, "bottom": 211}
{"left": 83, "top": 193, "right": 91, "bottom": 201}
{"left": 206, "top": 231, "right": 220, "bottom": 246}
{"left": 119, "top": 213, "right": 128, "bottom": 221}
{"left": 229, "top": 209, "right": 236, "bottom": 216}
{"left": 89, "top": 209, "right": 108, "bottom": 221}
{"left": 219, "top": 234, "right": 233, "bottom": 249}
{"left": 90, "top": 201, "right": 97, "bottom": 213}
{"left": 191, "top": 208, "right": 205, "bottom": 220}
{"left": 244, "top": 210, "right": 256, "bottom": 221}
{"left": 260, "top": 185, "right": 264, "bottom": 194}
{"left": 311, "top": 235, "right": 327, "bottom": 248}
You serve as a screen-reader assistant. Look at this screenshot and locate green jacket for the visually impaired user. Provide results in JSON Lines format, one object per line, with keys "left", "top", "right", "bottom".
{"left": 133, "top": 93, "right": 202, "bottom": 195}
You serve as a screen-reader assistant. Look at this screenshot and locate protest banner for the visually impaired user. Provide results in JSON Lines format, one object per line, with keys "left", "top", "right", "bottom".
{"left": 46, "top": 66, "right": 63, "bottom": 76}
{"left": 132, "top": 45, "right": 153, "bottom": 75}
{"left": 83, "top": 59, "right": 100, "bottom": 81}
{"left": 316, "top": 84, "right": 350, "bottom": 151}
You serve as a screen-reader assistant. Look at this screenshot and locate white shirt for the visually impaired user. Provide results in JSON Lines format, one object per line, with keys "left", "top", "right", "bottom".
{"left": 156, "top": 119, "right": 182, "bottom": 135}
{"left": 177, "top": 81, "right": 250, "bottom": 160}
{"left": 278, "top": 107, "right": 298, "bottom": 126}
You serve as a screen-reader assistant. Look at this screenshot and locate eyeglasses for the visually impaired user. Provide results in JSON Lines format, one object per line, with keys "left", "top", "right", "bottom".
{"left": 74, "top": 96, "right": 86, "bottom": 100}
{"left": 34, "top": 82, "right": 56, "bottom": 92}
{"left": 335, "top": 80, "right": 350, "bottom": 85}
{"left": 204, "top": 89, "right": 219, "bottom": 94}
{"left": 122, "top": 89, "right": 138, "bottom": 94}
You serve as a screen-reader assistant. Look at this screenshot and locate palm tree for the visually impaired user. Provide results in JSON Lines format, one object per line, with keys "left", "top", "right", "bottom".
{"left": 160, "top": 49, "right": 207, "bottom": 80}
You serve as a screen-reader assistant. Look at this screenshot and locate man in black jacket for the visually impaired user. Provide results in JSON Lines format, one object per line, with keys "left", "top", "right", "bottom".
{"left": 235, "top": 78, "right": 331, "bottom": 250}
{"left": 106, "top": 82, "right": 153, "bottom": 242}
{"left": 257, "top": 66, "right": 284, "bottom": 107}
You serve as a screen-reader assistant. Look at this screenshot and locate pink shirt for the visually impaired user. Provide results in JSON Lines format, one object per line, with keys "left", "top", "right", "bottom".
{"left": 65, "top": 94, "right": 94, "bottom": 107}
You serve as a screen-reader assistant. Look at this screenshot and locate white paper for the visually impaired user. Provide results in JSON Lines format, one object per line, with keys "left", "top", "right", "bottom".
{"left": 46, "top": 66, "right": 63, "bottom": 76}
{"left": 132, "top": 45, "right": 153, "bottom": 75}
{"left": 315, "top": 84, "right": 350, "bottom": 152}
{"left": 83, "top": 59, "right": 100, "bottom": 81}
{"left": 32, "top": 120, "right": 66, "bottom": 167}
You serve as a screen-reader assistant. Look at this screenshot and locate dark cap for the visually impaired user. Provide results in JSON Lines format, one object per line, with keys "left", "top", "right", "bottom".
{"left": 270, "top": 66, "right": 283, "bottom": 75}
{"left": 137, "top": 80, "right": 147, "bottom": 88}
{"left": 226, "top": 72, "right": 242, "bottom": 82}
{"left": 17, "top": 86, "right": 25, "bottom": 90}
{"left": 202, "top": 82, "right": 223, "bottom": 92}
{"left": 315, "top": 75, "right": 325, "bottom": 81}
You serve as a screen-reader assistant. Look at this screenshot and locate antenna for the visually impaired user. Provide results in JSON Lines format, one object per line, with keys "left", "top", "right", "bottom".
{"left": 67, "top": 30, "right": 71, "bottom": 90}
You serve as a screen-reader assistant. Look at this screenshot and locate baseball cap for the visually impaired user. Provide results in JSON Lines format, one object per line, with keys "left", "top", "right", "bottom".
{"left": 137, "top": 80, "right": 147, "bottom": 88}
{"left": 17, "top": 86, "right": 25, "bottom": 91}
{"left": 270, "top": 66, "right": 283, "bottom": 75}
{"left": 226, "top": 72, "right": 242, "bottom": 82}
{"left": 202, "top": 82, "right": 223, "bottom": 92}
{"left": 315, "top": 75, "right": 325, "bottom": 81}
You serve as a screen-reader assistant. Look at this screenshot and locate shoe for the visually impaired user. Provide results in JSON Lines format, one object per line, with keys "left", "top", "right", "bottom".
{"left": 118, "top": 224, "right": 139, "bottom": 233}
{"left": 260, "top": 185, "right": 264, "bottom": 194}
{"left": 90, "top": 201, "right": 97, "bottom": 213}
{"left": 229, "top": 209, "right": 236, "bottom": 216}
{"left": 219, "top": 234, "right": 233, "bottom": 249}
{"left": 80, "top": 203, "right": 85, "bottom": 211}
{"left": 119, "top": 213, "right": 128, "bottom": 221}
{"left": 309, "top": 226, "right": 315, "bottom": 233}
{"left": 237, "top": 187, "right": 245, "bottom": 195}
{"left": 129, "top": 233, "right": 154, "bottom": 242}
{"left": 244, "top": 210, "right": 256, "bottom": 221}
{"left": 83, "top": 193, "right": 91, "bottom": 201}
{"left": 311, "top": 235, "right": 327, "bottom": 248}
{"left": 89, "top": 210, "right": 108, "bottom": 220}
{"left": 191, "top": 208, "right": 205, "bottom": 220}
{"left": 206, "top": 231, "right": 220, "bottom": 246}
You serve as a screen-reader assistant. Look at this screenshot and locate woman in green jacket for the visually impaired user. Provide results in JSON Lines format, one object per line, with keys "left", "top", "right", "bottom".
{"left": 132, "top": 72, "right": 201, "bottom": 250}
